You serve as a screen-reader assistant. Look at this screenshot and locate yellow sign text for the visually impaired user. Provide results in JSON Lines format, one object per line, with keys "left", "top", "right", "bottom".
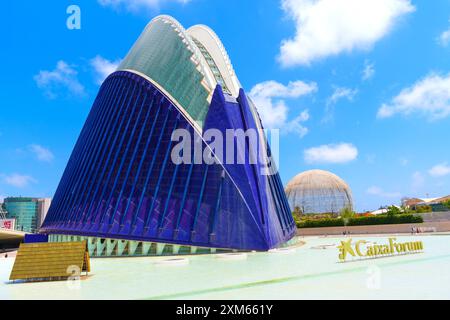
{"left": 338, "top": 238, "right": 424, "bottom": 262}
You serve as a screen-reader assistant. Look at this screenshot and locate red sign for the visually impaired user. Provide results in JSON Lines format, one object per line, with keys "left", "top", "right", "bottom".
{"left": 0, "top": 219, "right": 15, "bottom": 230}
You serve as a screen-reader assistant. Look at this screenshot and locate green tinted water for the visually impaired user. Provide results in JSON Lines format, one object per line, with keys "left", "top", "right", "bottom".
{"left": 1, "top": 235, "right": 450, "bottom": 300}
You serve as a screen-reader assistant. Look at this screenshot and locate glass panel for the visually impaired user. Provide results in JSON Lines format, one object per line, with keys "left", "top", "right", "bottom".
{"left": 120, "top": 19, "right": 211, "bottom": 124}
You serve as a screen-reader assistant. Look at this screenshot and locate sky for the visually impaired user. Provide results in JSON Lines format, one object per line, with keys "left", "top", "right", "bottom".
{"left": 1, "top": 0, "right": 450, "bottom": 212}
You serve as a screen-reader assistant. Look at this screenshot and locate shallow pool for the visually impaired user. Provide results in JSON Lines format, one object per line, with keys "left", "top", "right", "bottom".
{"left": 1, "top": 234, "right": 450, "bottom": 300}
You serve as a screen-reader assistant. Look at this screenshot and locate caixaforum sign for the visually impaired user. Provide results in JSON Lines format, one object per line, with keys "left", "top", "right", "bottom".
{"left": 338, "top": 238, "right": 424, "bottom": 262}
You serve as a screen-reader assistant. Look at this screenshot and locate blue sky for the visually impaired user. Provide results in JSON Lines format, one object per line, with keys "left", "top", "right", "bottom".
{"left": 1, "top": 0, "right": 450, "bottom": 212}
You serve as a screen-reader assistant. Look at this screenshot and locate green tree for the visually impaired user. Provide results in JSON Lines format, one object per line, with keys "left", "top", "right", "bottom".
{"left": 340, "top": 207, "right": 355, "bottom": 227}
{"left": 293, "top": 206, "right": 302, "bottom": 216}
{"left": 292, "top": 206, "right": 303, "bottom": 224}
{"left": 443, "top": 200, "right": 450, "bottom": 210}
{"left": 386, "top": 205, "right": 402, "bottom": 216}
{"left": 416, "top": 205, "right": 432, "bottom": 213}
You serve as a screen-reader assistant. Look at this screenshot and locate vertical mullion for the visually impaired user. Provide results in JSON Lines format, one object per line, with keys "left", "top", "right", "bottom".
{"left": 209, "top": 170, "right": 225, "bottom": 237}
{"left": 271, "top": 175, "right": 287, "bottom": 230}
{"left": 268, "top": 176, "right": 287, "bottom": 234}
{"left": 73, "top": 79, "right": 130, "bottom": 224}
{"left": 97, "top": 85, "right": 144, "bottom": 225}
{"left": 50, "top": 78, "right": 114, "bottom": 222}
{"left": 237, "top": 96, "right": 266, "bottom": 225}
{"left": 191, "top": 164, "right": 210, "bottom": 235}
{"left": 131, "top": 103, "right": 172, "bottom": 230}
{"left": 276, "top": 173, "right": 295, "bottom": 228}
{"left": 174, "top": 161, "right": 194, "bottom": 232}
{"left": 76, "top": 77, "right": 134, "bottom": 224}
{"left": 47, "top": 79, "right": 109, "bottom": 224}
{"left": 92, "top": 82, "right": 139, "bottom": 225}
{"left": 53, "top": 77, "right": 119, "bottom": 224}
{"left": 157, "top": 161, "right": 182, "bottom": 230}
{"left": 79, "top": 78, "right": 133, "bottom": 224}
{"left": 110, "top": 91, "right": 156, "bottom": 227}
{"left": 67, "top": 77, "right": 132, "bottom": 223}
{"left": 273, "top": 173, "right": 291, "bottom": 229}
{"left": 107, "top": 90, "right": 148, "bottom": 226}
{"left": 143, "top": 114, "right": 180, "bottom": 230}
{"left": 62, "top": 77, "right": 125, "bottom": 223}
{"left": 121, "top": 92, "right": 162, "bottom": 228}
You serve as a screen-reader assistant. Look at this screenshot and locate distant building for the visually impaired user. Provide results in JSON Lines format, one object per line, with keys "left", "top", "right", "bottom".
{"left": 4, "top": 197, "right": 51, "bottom": 232}
{"left": 369, "top": 205, "right": 402, "bottom": 216}
{"left": 37, "top": 198, "right": 51, "bottom": 228}
{"left": 402, "top": 195, "right": 450, "bottom": 212}
{"left": 370, "top": 208, "right": 389, "bottom": 216}
{"left": 402, "top": 198, "right": 424, "bottom": 208}
{"left": 0, "top": 203, "right": 8, "bottom": 220}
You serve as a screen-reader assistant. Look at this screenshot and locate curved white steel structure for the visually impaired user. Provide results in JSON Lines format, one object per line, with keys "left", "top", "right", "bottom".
{"left": 149, "top": 15, "right": 218, "bottom": 92}
{"left": 187, "top": 24, "right": 241, "bottom": 97}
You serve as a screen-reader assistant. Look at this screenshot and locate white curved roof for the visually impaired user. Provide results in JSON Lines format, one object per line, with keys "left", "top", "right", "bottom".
{"left": 122, "top": 15, "right": 242, "bottom": 103}
{"left": 137, "top": 16, "right": 241, "bottom": 98}
{"left": 147, "top": 15, "right": 217, "bottom": 92}
{"left": 187, "top": 25, "right": 241, "bottom": 97}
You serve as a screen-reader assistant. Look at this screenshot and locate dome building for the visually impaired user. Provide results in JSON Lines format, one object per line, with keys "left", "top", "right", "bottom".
{"left": 285, "top": 170, "right": 353, "bottom": 215}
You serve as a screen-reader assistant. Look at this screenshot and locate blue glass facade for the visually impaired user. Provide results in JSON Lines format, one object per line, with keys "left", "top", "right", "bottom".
{"left": 4, "top": 198, "right": 39, "bottom": 232}
{"left": 41, "top": 71, "right": 295, "bottom": 251}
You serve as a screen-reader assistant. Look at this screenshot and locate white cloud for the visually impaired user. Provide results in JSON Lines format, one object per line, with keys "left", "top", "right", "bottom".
{"left": 438, "top": 29, "right": 450, "bottom": 47}
{"left": 29, "top": 144, "right": 54, "bottom": 162}
{"left": 429, "top": 163, "right": 450, "bottom": 177}
{"left": 90, "top": 55, "right": 122, "bottom": 85}
{"left": 438, "top": 19, "right": 450, "bottom": 47}
{"left": 327, "top": 87, "right": 358, "bottom": 106}
{"left": 2, "top": 174, "right": 37, "bottom": 188}
{"left": 249, "top": 80, "right": 317, "bottom": 137}
{"left": 278, "top": 0, "right": 415, "bottom": 67}
{"left": 34, "top": 61, "right": 85, "bottom": 99}
{"left": 367, "top": 186, "right": 401, "bottom": 198}
{"left": 283, "top": 110, "right": 310, "bottom": 137}
{"left": 98, "top": 0, "right": 190, "bottom": 12}
{"left": 362, "top": 60, "right": 375, "bottom": 81}
{"left": 250, "top": 80, "right": 318, "bottom": 100}
{"left": 377, "top": 73, "right": 450, "bottom": 120}
{"left": 323, "top": 86, "right": 358, "bottom": 123}
{"left": 304, "top": 143, "right": 358, "bottom": 164}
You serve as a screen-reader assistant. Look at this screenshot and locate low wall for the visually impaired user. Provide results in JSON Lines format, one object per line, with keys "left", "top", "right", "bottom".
{"left": 419, "top": 211, "right": 450, "bottom": 222}
{"left": 297, "top": 221, "right": 450, "bottom": 236}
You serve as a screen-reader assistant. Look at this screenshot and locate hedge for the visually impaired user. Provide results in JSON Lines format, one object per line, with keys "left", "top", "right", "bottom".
{"left": 297, "top": 218, "right": 344, "bottom": 228}
{"left": 347, "top": 214, "right": 423, "bottom": 226}
{"left": 297, "top": 214, "right": 423, "bottom": 229}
